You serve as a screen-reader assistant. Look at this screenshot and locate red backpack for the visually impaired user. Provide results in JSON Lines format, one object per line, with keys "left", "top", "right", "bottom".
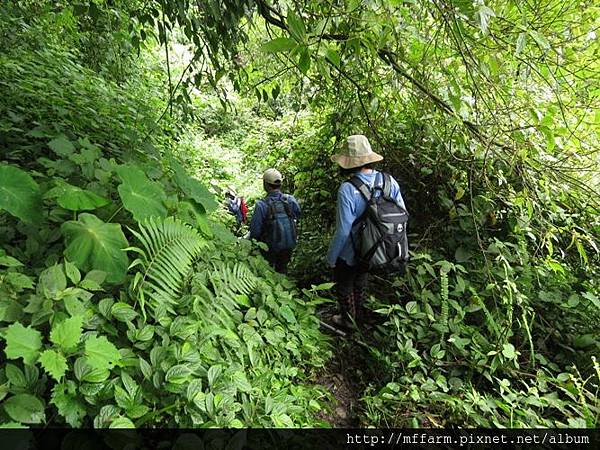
{"left": 240, "top": 198, "right": 248, "bottom": 224}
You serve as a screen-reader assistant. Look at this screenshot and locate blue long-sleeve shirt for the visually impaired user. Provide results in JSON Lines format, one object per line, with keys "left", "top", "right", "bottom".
{"left": 327, "top": 170, "right": 407, "bottom": 267}
{"left": 227, "top": 197, "right": 243, "bottom": 224}
{"left": 249, "top": 191, "right": 301, "bottom": 242}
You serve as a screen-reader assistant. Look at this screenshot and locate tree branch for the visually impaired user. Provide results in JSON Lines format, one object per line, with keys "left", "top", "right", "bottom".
{"left": 254, "top": 0, "right": 510, "bottom": 152}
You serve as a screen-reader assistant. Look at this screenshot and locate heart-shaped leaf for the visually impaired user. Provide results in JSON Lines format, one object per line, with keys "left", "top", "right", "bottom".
{"left": 171, "top": 160, "right": 217, "bottom": 212}
{"left": 61, "top": 213, "right": 129, "bottom": 284}
{"left": 0, "top": 164, "right": 43, "bottom": 223}
{"left": 45, "top": 180, "right": 110, "bottom": 211}
{"left": 116, "top": 165, "right": 167, "bottom": 222}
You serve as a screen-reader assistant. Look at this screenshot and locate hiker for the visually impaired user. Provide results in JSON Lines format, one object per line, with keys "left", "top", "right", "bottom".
{"left": 226, "top": 188, "right": 247, "bottom": 225}
{"left": 249, "top": 169, "right": 301, "bottom": 274}
{"left": 327, "top": 135, "right": 409, "bottom": 328}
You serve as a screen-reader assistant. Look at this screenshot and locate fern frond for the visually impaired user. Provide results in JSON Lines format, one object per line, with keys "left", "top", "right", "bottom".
{"left": 210, "top": 261, "right": 257, "bottom": 297}
{"left": 130, "top": 216, "right": 205, "bottom": 321}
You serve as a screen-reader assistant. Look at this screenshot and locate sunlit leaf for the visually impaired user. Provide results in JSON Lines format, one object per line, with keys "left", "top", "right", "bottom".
{"left": 39, "top": 350, "right": 68, "bottom": 381}
{"left": 84, "top": 335, "right": 121, "bottom": 371}
{"left": 50, "top": 315, "right": 83, "bottom": 352}
{"left": 45, "top": 180, "right": 109, "bottom": 211}
{"left": 528, "top": 30, "right": 550, "bottom": 50}
{"left": 515, "top": 32, "right": 527, "bottom": 55}
{"left": 61, "top": 213, "right": 129, "bottom": 284}
{"left": 3, "top": 322, "right": 42, "bottom": 365}
{"left": 261, "top": 37, "right": 296, "bottom": 53}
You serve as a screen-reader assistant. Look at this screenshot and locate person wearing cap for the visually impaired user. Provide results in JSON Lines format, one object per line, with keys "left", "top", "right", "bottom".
{"left": 249, "top": 168, "right": 301, "bottom": 273}
{"left": 327, "top": 135, "right": 407, "bottom": 327}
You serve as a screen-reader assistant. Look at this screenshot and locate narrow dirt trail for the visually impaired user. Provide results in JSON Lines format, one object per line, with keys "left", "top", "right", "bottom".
{"left": 312, "top": 305, "right": 386, "bottom": 427}
{"left": 315, "top": 339, "right": 362, "bottom": 426}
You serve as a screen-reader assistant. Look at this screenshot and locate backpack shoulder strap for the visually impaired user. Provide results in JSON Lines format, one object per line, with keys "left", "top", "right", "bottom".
{"left": 381, "top": 172, "right": 392, "bottom": 199}
{"left": 349, "top": 176, "right": 373, "bottom": 202}
{"left": 280, "top": 194, "right": 294, "bottom": 218}
{"left": 263, "top": 197, "right": 277, "bottom": 220}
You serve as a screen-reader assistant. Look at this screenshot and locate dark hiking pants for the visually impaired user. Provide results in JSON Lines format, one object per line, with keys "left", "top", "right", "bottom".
{"left": 264, "top": 250, "right": 292, "bottom": 274}
{"left": 334, "top": 258, "right": 368, "bottom": 321}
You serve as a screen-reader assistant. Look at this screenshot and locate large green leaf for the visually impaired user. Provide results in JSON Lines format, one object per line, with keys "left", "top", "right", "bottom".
{"left": 109, "top": 416, "right": 135, "bottom": 428}
{"left": 3, "top": 394, "right": 45, "bottom": 424}
{"left": 260, "top": 37, "right": 297, "bottom": 53}
{"left": 3, "top": 322, "right": 42, "bottom": 365}
{"left": 45, "top": 180, "right": 110, "bottom": 211}
{"left": 171, "top": 160, "right": 217, "bottom": 212}
{"left": 287, "top": 9, "right": 306, "bottom": 42}
{"left": 51, "top": 382, "right": 86, "bottom": 427}
{"left": 298, "top": 46, "right": 311, "bottom": 74}
{"left": 50, "top": 315, "right": 83, "bottom": 351}
{"left": 116, "top": 165, "right": 167, "bottom": 221}
{"left": 84, "top": 335, "right": 121, "bottom": 371}
{"left": 37, "top": 264, "right": 67, "bottom": 299}
{"left": 48, "top": 135, "right": 75, "bottom": 157}
{"left": 0, "top": 164, "right": 43, "bottom": 223}
{"left": 39, "top": 349, "right": 68, "bottom": 381}
{"left": 61, "top": 213, "right": 129, "bottom": 284}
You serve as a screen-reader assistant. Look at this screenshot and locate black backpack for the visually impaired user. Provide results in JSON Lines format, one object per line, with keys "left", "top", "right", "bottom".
{"left": 350, "top": 173, "right": 409, "bottom": 272}
{"left": 261, "top": 195, "right": 297, "bottom": 252}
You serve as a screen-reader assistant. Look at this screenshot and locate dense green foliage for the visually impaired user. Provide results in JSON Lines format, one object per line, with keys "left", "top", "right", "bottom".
{"left": 1, "top": 0, "right": 599, "bottom": 428}
{"left": 0, "top": 1, "right": 330, "bottom": 427}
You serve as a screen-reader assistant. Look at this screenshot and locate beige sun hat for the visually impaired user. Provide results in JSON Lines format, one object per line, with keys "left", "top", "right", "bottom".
{"left": 331, "top": 135, "right": 383, "bottom": 169}
{"left": 263, "top": 168, "right": 283, "bottom": 184}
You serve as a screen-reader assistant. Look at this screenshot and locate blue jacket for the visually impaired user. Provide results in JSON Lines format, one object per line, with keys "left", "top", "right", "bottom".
{"left": 227, "top": 197, "right": 243, "bottom": 224}
{"left": 327, "top": 170, "right": 407, "bottom": 267}
{"left": 249, "top": 191, "right": 301, "bottom": 242}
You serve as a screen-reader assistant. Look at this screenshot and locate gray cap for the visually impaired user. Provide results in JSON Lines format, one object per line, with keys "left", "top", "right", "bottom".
{"left": 263, "top": 168, "right": 283, "bottom": 185}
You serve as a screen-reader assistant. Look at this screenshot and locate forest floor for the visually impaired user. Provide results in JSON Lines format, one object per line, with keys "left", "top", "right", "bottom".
{"left": 312, "top": 304, "right": 390, "bottom": 427}
{"left": 314, "top": 307, "right": 363, "bottom": 427}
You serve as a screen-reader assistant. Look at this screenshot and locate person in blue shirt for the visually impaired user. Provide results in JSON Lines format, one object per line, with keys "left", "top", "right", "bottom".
{"left": 226, "top": 188, "right": 244, "bottom": 224}
{"left": 249, "top": 169, "right": 301, "bottom": 274}
{"left": 327, "top": 135, "right": 407, "bottom": 327}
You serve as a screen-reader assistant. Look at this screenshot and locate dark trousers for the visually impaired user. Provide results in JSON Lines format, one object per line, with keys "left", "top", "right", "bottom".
{"left": 334, "top": 258, "right": 368, "bottom": 320}
{"left": 263, "top": 250, "right": 292, "bottom": 274}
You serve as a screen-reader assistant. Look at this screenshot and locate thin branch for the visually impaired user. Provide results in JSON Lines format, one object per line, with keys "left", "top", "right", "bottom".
{"left": 162, "top": 8, "right": 173, "bottom": 117}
